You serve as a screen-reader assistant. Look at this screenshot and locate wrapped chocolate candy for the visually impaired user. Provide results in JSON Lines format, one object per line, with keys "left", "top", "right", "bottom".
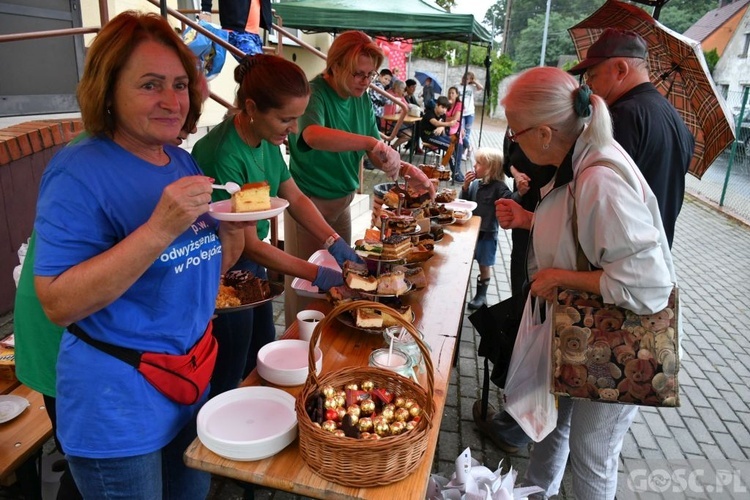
{"left": 324, "top": 397, "right": 339, "bottom": 410}
{"left": 394, "top": 408, "right": 410, "bottom": 422}
{"left": 336, "top": 407, "right": 347, "bottom": 421}
{"left": 322, "top": 420, "right": 337, "bottom": 432}
{"left": 335, "top": 394, "right": 346, "bottom": 408}
{"left": 409, "top": 403, "right": 422, "bottom": 418}
{"left": 381, "top": 406, "right": 395, "bottom": 423}
{"left": 374, "top": 420, "right": 391, "bottom": 437}
{"left": 333, "top": 429, "right": 346, "bottom": 438}
{"left": 358, "top": 417, "right": 373, "bottom": 432}
{"left": 405, "top": 420, "right": 418, "bottom": 431}
{"left": 361, "top": 380, "right": 375, "bottom": 392}
{"left": 322, "top": 385, "right": 337, "bottom": 398}
{"left": 394, "top": 396, "right": 406, "bottom": 408}
{"left": 345, "top": 383, "right": 359, "bottom": 391}
{"left": 390, "top": 421, "right": 406, "bottom": 435}
{"left": 360, "top": 399, "right": 376, "bottom": 416}
{"left": 346, "top": 405, "right": 361, "bottom": 417}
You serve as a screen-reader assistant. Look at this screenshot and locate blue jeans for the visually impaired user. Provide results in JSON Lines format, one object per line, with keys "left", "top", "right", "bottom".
{"left": 462, "top": 114, "right": 475, "bottom": 150}
{"left": 67, "top": 414, "right": 209, "bottom": 500}
{"left": 423, "top": 134, "right": 464, "bottom": 173}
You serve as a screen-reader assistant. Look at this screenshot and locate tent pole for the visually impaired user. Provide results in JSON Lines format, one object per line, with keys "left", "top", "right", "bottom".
{"left": 456, "top": 33, "right": 473, "bottom": 172}
{"left": 478, "top": 46, "right": 491, "bottom": 149}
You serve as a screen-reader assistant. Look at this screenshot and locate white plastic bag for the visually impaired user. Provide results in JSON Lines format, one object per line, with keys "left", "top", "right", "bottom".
{"left": 503, "top": 295, "right": 557, "bottom": 442}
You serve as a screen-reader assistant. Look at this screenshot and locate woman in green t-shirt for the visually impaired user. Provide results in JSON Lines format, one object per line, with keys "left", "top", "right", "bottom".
{"left": 192, "top": 54, "right": 361, "bottom": 399}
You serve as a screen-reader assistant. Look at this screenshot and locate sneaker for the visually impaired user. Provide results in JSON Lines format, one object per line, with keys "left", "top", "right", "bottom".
{"left": 472, "top": 400, "right": 520, "bottom": 454}
{"left": 453, "top": 172, "right": 465, "bottom": 183}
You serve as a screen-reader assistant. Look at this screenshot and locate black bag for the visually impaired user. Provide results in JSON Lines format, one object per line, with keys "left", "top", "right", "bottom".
{"left": 470, "top": 292, "right": 526, "bottom": 388}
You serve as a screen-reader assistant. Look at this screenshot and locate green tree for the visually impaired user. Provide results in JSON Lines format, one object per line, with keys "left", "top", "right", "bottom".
{"left": 657, "top": 0, "right": 716, "bottom": 34}
{"left": 704, "top": 48, "right": 719, "bottom": 74}
{"left": 513, "top": 11, "right": 579, "bottom": 69}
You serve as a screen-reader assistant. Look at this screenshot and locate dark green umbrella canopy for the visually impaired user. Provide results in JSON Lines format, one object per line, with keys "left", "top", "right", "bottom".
{"left": 273, "top": 0, "right": 492, "bottom": 44}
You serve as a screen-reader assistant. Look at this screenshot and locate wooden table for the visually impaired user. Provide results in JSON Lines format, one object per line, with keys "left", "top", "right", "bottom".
{"left": 0, "top": 385, "right": 52, "bottom": 481}
{"left": 382, "top": 113, "right": 422, "bottom": 164}
{"left": 185, "top": 217, "right": 480, "bottom": 499}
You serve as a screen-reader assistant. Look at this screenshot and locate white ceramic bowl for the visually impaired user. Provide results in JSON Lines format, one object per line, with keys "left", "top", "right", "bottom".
{"left": 197, "top": 386, "right": 297, "bottom": 461}
{"left": 453, "top": 209, "right": 473, "bottom": 225}
{"left": 256, "top": 339, "right": 322, "bottom": 386}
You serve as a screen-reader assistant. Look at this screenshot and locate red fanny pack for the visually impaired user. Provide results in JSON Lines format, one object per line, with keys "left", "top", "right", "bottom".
{"left": 68, "top": 323, "right": 217, "bottom": 405}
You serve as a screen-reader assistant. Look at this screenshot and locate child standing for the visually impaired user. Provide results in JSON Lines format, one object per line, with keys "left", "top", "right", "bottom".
{"left": 461, "top": 147, "right": 512, "bottom": 309}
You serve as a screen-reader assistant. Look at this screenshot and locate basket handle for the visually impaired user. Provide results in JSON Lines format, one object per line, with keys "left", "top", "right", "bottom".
{"left": 307, "top": 300, "right": 435, "bottom": 415}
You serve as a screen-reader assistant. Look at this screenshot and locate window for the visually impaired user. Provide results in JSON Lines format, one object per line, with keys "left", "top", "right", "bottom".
{"left": 741, "top": 33, "right": 750, "bottom": 58}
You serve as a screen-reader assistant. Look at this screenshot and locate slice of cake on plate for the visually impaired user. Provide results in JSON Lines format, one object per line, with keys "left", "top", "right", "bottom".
{"left": 380, "top": 235, "right": 412, "bottom": 260}
{"left": 231, "top": 181, "right": 271, "bottom": 212}
{"left": 345, "top": 272, "right": 378, "bottom": 292}
{"left": 377, "top": 271, "right": 410, "bottom": 296}
{"left": 356, "top": 308, "right": 383, "bottom": 329}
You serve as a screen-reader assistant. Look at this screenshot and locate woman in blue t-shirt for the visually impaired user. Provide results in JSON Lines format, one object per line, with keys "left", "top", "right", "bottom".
{"left": 33, "top": 12, "right": 246, "bottom": 499}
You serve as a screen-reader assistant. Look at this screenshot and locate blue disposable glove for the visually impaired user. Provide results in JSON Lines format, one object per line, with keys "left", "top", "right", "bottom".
{"left": 328, "top": 238, "right": 365, "bottom": 267}
{"left": 312, "top": 266, "right": 344, "bottom": 292}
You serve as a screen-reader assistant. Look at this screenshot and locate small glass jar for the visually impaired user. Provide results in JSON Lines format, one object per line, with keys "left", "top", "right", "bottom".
{"left": 382, "top": 327, "right": 425, "bottom": 370}
{"left": 369, "top": 347, "right": 414, "bottom": 380}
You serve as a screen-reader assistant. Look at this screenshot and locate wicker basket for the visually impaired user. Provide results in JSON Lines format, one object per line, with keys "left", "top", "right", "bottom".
{"left": 295, "top": 300, "right": 435, "bottom": 488}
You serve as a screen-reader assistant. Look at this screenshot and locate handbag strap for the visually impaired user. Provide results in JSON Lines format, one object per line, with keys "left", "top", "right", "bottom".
{"left": 68, "top": 323, "right": 142, "bottom": 368}
{"left": 570, "top": 160, "right": 623, "bottom": 272}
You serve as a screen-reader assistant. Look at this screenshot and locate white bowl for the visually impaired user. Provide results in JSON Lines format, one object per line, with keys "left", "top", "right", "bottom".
{"left": 256, "top": 339, "right": 322, "bottom": 386}
{"left": 453, "top": 209, "right": 473, "bottom": 225}
{"left": 197, "top": 386, "right": 297, "bottom": 461}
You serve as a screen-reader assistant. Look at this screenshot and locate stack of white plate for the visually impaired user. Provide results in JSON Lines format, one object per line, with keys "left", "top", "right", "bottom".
{"left": 257, "top": 339, "right": 323, "bottom": 386}
{"left": 197, "top": 386, "right": 297, "bottom": 461}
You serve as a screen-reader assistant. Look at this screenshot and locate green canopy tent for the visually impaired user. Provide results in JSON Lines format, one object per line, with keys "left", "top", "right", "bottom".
{"left": 273, "top": 0, "right": 493, "bottom": 43}
{"left": 273, "top": 0, "right": 494, "bottom": 153}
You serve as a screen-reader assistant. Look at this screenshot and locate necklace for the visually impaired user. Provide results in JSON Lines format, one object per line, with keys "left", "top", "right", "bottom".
{"left": 234, "top": 113, "right": 265, "bottom": 175}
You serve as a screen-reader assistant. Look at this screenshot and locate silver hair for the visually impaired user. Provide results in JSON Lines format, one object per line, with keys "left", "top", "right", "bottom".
{"left": 501, "top": 66, "right": 612, "bottom": 150}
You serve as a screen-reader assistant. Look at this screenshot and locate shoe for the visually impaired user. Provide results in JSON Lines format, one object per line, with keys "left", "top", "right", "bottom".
{"left": 453, "top": 172, "right": 465, "bottom": 183}
{"left": 468, "top": 278, "right": 490, "bottom": 310}
{"left": 472, "top": 400, "right": 520, "bottom": 454}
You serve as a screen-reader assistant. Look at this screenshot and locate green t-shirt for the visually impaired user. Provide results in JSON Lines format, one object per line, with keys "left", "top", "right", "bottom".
{"left": 191, "top": 117, "right": 291, "bottom": 241}
{"left": 14, "top": 232, "right": 63, "bottom": 397}
{"left": 289, "top": 75, "right": 380, "bottom": 199}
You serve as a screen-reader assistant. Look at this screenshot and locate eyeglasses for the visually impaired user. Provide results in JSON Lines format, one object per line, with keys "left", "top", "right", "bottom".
{"left": 351, "top": 70, "right": 379, "bottom": 82}
{"left": 506, "top": 126, "right": 535, "bottom": 143}
{"left": 506, "top": 125, "right": 558, "bottom": 143}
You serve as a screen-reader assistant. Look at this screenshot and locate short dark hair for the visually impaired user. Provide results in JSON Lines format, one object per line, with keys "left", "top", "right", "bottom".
{"left": 436, "top": 96, "right": 450, "bottom": 108}
{"left": 380, "top": 68, "right": 393, "bottom": 77}
{"left": 405, "top": 79, "right": 417, "bottom": 87}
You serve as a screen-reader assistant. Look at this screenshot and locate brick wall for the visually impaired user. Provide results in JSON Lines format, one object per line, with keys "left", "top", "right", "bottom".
{"left": 0, "top": 119, "right": 84, "bottom": 315}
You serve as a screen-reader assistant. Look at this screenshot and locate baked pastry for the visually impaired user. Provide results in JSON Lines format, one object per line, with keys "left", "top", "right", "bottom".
{"left": 232, "top": 181, "right": 271, "bottom": 212}
{"left": 435, "top": 188, "right": 457, "bottom": 204}
{"left": 381, "top": 234, "right": 412, "bottom": 260}
{"left": 381, "top": 305, "right": 413, "bottom": 327}
{"left": 377, "top": 271, "right": 410, "bottom": 296}
{"left": 235, "top": 276, "right": 270, "bottom": 303}
{"left": 404, "top": 267, "right": 427, "bottom": 289}
{"left": 387, "top": 215, "right": 417, "bottom": 235}
{"left": 346, "top": 272, "right": 378, "bottom": 292}
{"left": 356, "top": 308, "right": 383, "bottom": 329}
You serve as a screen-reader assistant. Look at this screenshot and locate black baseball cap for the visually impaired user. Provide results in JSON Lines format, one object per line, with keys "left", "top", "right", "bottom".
{"left": 568, "top": 28, "right": 647, "bottom": 75}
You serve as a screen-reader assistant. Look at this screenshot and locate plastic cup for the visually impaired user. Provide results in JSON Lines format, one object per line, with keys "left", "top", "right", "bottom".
{"left": 297, "top": 310, "right": 325, "bottom": 345}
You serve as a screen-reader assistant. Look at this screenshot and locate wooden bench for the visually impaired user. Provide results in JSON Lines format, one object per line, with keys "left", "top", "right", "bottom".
{"left": 0, "top": 384, "right": 53, "bottom": 484}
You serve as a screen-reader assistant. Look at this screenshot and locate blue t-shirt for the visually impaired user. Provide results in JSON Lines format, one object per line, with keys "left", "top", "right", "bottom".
{"left": 34, "top": 136, "right": 221, "bottom": 458}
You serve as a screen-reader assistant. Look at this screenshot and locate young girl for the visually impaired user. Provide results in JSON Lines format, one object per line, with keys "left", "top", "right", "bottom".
{"left": 461, "top": 147, "right": 513, "bottom": 309}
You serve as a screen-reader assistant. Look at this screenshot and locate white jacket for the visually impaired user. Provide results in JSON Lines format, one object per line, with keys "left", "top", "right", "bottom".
{"left": 529, "top": 137, "right": 675, "bottom": 315}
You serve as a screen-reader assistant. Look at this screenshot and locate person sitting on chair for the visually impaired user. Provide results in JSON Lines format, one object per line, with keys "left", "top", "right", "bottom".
{"left": 420, "top": 96, "right": 464, "bottom": 182}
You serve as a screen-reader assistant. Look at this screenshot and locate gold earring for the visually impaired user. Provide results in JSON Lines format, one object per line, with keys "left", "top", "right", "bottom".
{"left": 542, "top": 143, "right": 550, "bottom": 150}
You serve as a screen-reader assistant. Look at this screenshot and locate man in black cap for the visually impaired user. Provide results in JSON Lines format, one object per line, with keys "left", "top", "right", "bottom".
{"left": 569, "top": 28, "right": 694, "bottom": 248}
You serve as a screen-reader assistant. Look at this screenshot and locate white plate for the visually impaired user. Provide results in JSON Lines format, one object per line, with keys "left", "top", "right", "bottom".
{"left": 257, "top": 339, "right": 322, "bottom": 386}
{"left": 197, "top": 387, "right": 297, "bottom": 461}
{"left": 0, "top": 395, "right": 30, "bottom": 424}
{"left": 208, "top": 197, "right": 290, "bottom": 222}
{"left": 443, "top": 200, "right": 477, "bottom": 212}
{"left": 291, "top": 249, "right": 341, "bottom": 298}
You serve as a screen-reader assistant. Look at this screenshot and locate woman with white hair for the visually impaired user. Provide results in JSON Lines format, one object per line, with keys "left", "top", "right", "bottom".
{"left": 490, "top": 66, "right": 676, "bottom": 498}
